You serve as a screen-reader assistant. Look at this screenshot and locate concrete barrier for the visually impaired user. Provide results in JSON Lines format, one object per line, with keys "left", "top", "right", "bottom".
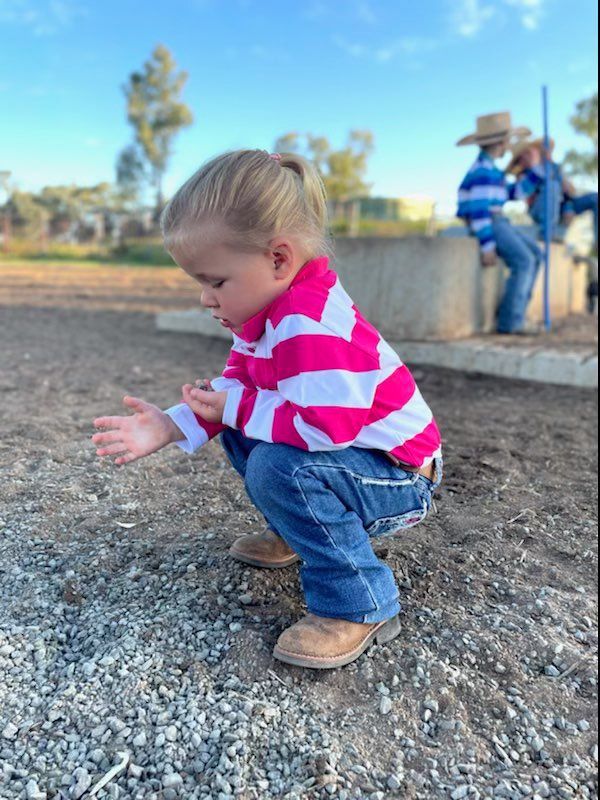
{"left": 157, "top": 236, "right": 587, "bottom": 342}
{"left": 332, "top": 236, "right": 586, "bottom": 340}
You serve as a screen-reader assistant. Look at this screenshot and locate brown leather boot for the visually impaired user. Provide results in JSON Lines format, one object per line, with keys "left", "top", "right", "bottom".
{"left": 229, "top": 529, "right": 300, "bottom": 569}
{"left": 273, "top": 613, "right": 401, "bottom": 669}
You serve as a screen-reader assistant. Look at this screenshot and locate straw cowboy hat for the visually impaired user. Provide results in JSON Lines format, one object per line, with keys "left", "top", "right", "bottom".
{"left": 506, "top": 137, "right": 555, "bottom": 175}
{"left": 456, "top": 111, "right": 531, "bottom": 147}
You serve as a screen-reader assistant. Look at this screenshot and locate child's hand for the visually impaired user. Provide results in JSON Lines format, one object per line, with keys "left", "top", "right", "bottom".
{"left": 92, "top": 396, "right": 183, "bottom": 466}
{"left": 182, "top": 383, "right": 227, "bottom": 424}
{"left": 481, "top": 250, "right": 497, "bottom": 268}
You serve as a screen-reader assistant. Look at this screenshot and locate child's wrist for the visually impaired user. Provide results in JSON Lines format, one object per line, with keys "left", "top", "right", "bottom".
{"left": 164, "top": 414, "right": 185, "bottom": 444}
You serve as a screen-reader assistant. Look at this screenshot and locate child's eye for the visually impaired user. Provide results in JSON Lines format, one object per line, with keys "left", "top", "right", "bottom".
{"left": 211, "top": 280, "right": 225, "bottom": 289}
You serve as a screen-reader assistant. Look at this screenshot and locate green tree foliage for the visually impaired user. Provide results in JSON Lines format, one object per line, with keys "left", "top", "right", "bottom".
{"left": 273, "top": 130, "right": 374, "bottom": 200}
{"left": 5, "top": 184, "right": 114, "bottom": 237}
{"left": 123, "top": 45, "right": 193, "bottom": 211}
{"left": 563, "top": 92, "right": 598, "bottom": 180}
{"left": 115, "top": 145, "right": 146, "bottom": 210}
{"left": 5, "top": 191, "right": 47, "bottom": 237}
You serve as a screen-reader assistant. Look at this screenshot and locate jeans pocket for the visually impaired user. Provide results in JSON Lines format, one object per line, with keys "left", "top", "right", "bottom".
{"left": 366, "top": 498, "right": 429, "bottom": 538}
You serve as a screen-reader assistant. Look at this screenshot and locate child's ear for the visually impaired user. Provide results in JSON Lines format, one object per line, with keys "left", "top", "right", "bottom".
{"left": 270, "top": 239, "right": 295, "bottom": 279}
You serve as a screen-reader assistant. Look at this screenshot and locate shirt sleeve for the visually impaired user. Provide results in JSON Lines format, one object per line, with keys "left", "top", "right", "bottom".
{"left": 509, "top": 165, "right": 544, "bottom": 201}
{"left": 457, "top": 166, "right": 500, "bottom": 253}
{"left": 164, "top": 345, "right": 253, "bottom": 453}
{"left": 221, "top": 318, "right": 384, "bottom": 451}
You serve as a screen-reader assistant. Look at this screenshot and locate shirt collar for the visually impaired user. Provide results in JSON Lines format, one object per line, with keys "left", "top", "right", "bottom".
{"left": 236, "top": 255, "right": 330, "bottom": 343}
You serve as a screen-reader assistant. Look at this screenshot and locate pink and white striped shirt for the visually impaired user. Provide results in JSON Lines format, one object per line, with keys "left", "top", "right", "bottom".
{"left": 167, "top": 256, "right": 442, "bottom": 468}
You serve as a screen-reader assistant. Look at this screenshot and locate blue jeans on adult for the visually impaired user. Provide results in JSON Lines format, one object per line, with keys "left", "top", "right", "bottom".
{"left": 493, "top": 215, "right": 543, "bottom": 334}
{"left": 221, "top": 429, "right": 442, "bottom": 624}
{"left": 530, "top": 190, "right": 598, "bottom": 247}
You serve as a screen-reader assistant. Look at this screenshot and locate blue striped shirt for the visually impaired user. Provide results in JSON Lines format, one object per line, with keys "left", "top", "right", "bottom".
{"left": 457, "top": 151, "right": 543, "bottom": 251}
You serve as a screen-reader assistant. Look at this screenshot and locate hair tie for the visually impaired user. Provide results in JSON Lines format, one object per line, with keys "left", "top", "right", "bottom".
{"left": 269, "top": 153, "right": 282, "bottom": 162}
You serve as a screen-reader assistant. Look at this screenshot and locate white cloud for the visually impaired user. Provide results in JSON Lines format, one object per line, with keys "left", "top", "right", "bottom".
{"left": 505, "top": 0, "right": 546, "bottom": 30}
{"left": 449, "top": 0, "right": 547, "bottom": 37}
{"left": 0, "top": 0, "right": 84, "bottom": 36}
{"left": 333, "top": 34, "right": 439, "bottom": 63}
{"left": 450, "top": 0, "right": 496, "bottom": 38}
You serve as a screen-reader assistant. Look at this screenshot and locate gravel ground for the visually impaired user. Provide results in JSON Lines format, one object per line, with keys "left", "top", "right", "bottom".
{"left": 0, "top": 263, "right": 598, "bottom": 800}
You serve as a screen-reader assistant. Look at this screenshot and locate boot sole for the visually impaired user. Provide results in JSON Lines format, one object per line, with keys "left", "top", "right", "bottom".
{"left": 272, "top": 614, "right": 401, "bottom": 669}
{"left": 229, "top": 548, "right": 301, "bottom": 569}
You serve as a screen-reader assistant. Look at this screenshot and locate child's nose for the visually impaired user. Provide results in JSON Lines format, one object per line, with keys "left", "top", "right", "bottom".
{"left": 200, "top": 288, "right": 218, "bottom": 308}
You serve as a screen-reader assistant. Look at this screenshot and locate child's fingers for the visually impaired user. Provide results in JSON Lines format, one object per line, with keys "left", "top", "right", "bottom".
{"left": 115, "top": 452, "right": 137, "bottom": 466}
{"left": 92, "top": 430, "right": 121, "bottom": 445}
{"left": 122, "top": 395, "right": 150, "bottom": 412}
{"left": 96, "top": 442, "right": 128, "bottom": 457}
{"left": 190, "top": 388, "right": 217, "bottom": 406}
{"left": 94, "top": 416, "right": 125, "bottom": 429}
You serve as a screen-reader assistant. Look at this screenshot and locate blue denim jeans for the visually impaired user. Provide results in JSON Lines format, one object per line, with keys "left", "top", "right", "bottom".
{"left": 221, "top": 429, "right": 442, "bottom": 624}
{"left": 531, "top": 190, "right": 598, "bottom": 247}
{"left": 493, "top": 216, "right": 543, "bottom": 333}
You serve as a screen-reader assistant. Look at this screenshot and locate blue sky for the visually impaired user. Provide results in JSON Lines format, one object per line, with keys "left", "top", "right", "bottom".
{"left": 0, "top": 0, "right": 597, "bottom": 215}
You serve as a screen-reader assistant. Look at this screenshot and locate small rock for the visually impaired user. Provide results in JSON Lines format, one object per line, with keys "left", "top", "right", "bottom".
{"left": 531, "top": 735, "right": 545, "bottom": 752}
{"left": 26, "top": 780, "right": 46, "bottom": 800}
{"left": 129, "top": 763, "right": 143, "bottom": 779}
{"left": 544, "top": 665, "right": 561, "bottom": 677}
{"left": 71, "top": 768, "right": 91, "bottom": 799}
{"left": 163, "top": 772, "right": 184, "bottom": 789}
{"left": 2, "top": 722, "right": 18, "bottom": 740}
{"left": 379, "top": 697, "right": 393, "bottom": 715}
{"left": 165, "top": 725, "right": 178, "bottom": 742}
{"left": 387, "top": 775, "right": 402, "bottom": 790}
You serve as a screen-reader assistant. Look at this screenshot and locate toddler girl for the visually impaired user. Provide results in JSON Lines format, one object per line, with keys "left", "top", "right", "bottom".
{"left": 92, "top": 150, "right": 442, "bottom": 669}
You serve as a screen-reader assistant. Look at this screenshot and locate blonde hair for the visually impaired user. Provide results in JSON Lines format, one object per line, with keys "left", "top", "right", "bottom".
{"left": 160, "top": 149, "right": 330, "bottom": 258}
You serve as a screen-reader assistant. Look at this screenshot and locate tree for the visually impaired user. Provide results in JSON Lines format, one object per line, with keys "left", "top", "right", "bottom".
{"left": 4, "top": 184, "right": 117, "bottom": 241}
{"left": 123, "top": 45, "right": 193, "bottom": 212}
{"left": 4, "top": 190, "right": 47, "bottom": 238}
{"left": 115, "top": 145, "right": 146, "bottom": 210}
{"left": 273, "top": 130, "right": 374, "bottom": 200}
{"left": 563, "top": 92, "right": 598, "bottom": 180}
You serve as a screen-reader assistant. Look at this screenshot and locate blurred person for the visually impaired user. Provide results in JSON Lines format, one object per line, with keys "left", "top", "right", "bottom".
{"left": 507, "top": 138, "right": 598, "bottom": 247}
{"left": 457, "top": 112, "right": 544, "bottom": 335}
{"left": 507, "top": 138, "right": 598, "bottom": 313}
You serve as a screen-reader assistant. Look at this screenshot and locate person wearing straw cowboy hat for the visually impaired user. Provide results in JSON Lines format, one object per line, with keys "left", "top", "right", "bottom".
{"left": 507, "top": 137, "right": 598, "bottom": 250}
{"left": 457, "top": 111, "right": 544, "bottom": 335}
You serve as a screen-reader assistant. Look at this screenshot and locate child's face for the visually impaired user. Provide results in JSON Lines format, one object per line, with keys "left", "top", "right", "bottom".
{"left": 170, "top": 230, "right": 298, "bottom": 332}
{"left": 519, "top": 146, "right": 541, "bottom": 170}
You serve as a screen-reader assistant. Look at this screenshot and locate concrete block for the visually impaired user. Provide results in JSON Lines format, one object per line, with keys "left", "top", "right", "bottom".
{"left": 392, "top": 340, "right": 597, "bottom": 388}
{"left": 156, "top": 308, "right": 231, "bottom": 341}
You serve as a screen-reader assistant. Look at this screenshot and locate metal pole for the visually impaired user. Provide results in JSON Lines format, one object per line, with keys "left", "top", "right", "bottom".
{"left": 542, "top": 86, "right": 552, "bottom": 331}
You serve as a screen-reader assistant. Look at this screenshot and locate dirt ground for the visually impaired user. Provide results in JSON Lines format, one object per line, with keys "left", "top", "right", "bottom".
{"left": 0, "top": 261, "right": 598, "bottom": 798}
